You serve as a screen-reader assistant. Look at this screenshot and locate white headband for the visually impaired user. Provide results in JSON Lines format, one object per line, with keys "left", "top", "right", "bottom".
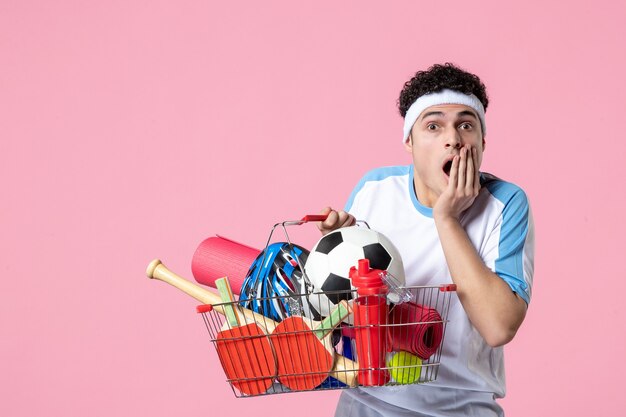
{"left": 402, "top": 89, "right": 486, "bottom": 143}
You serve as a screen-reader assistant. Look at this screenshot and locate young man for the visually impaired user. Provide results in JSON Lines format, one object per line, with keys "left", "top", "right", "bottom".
{"left": 319, "top": 63, "right": 534, "bottom": 416}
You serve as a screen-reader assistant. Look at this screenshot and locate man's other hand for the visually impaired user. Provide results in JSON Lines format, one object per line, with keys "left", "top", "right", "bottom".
{"left": 317, "top": 207, "right": 356, "bottom": 235}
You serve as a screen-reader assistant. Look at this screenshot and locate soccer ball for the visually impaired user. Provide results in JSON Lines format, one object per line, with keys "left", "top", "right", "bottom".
{"left": 303, "top": 226, "right": 405, "bottom": 318}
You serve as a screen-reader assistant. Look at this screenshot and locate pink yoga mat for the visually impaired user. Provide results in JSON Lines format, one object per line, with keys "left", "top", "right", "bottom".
{"left": 389, "top": 302, "right": 443, "bottom": 360}
{"left": 191, "top": 235, "right": 261, "bottom": 294}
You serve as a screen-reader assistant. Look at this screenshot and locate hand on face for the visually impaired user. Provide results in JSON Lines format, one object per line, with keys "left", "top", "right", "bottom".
{"left": 433, "top": 144, "right": 481, "bottom": 221}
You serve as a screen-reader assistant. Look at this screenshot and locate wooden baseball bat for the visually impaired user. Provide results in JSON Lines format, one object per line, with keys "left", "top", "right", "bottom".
{"left": 146, "top": 259, "right": 358, "bottom": 387}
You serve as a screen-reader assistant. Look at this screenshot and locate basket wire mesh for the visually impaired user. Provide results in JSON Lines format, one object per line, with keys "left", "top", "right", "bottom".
{"left": 199, "top": 285, "right": 455, "bottom": 397}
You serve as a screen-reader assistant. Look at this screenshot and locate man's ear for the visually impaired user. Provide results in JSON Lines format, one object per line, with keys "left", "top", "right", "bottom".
{"left": 404, "top": 134, "right": 413, "bottom": 152}
{"left": 482, "top": 138, "right": 486, "bottom": 151}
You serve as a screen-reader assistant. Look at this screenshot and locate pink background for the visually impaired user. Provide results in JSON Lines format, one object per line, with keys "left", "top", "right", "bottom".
{"left": 2, "top": 1, "right": 625, "bottom": 416}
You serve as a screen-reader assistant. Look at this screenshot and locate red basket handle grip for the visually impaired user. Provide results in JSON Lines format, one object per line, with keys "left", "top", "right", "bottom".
{"left": 196, "top": 304, "right": 214, "bottom": 313}
{"left": 300, "top": 214, "right": 329, "bottom": 222}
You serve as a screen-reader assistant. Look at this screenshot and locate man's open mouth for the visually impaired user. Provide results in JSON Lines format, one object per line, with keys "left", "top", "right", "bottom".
{"left": 443, "top": 160, "right": 453, "bottom": 176}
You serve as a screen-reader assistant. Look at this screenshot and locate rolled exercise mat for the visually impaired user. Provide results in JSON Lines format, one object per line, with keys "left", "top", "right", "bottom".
{"left": 191, "top": 235, "right": 260, "bottom": 293}
{"left": 389, "top": 302, "right": 443, "bottom": 360}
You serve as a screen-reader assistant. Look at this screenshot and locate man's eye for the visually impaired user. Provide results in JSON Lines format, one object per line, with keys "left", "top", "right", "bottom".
{"left": 459, "top": 122, "right": 473, "bottom": 130}
{"left": 427, "top": 123, "right": 438, "bottom": 130}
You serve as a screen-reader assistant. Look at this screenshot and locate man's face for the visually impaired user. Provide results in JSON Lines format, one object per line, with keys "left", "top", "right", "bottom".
{"left": 404, "top": 103, "right": 485, "bottom": 207}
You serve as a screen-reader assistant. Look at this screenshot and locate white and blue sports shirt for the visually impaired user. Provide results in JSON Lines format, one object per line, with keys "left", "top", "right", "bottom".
{"left": 340, "top": 164, "right": 535, "bottom": 416}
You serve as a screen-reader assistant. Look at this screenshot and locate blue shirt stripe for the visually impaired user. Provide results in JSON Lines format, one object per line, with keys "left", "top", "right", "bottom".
{"left": 483, "top": 179, "right": 531, "bottom": 304}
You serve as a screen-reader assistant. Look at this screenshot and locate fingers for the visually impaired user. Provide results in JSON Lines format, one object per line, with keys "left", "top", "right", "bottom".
{"left": 465, "top": 147, "right": 474, "bottom": 193}
{"left": 325, "top": 209, "right": 339, "bottom": 229}
{"left": 464, "top": 146, "right": 481, "bottom": 195}
{"left": 337, "top": 210, "right": 356, "bottom": 228}
{"left": 457, "top": 147, "right": 467, "bottom": 190}
{"left": 436, "top": 145, "right": 481, "bottom": 220}
{"left": 317, "top": 207, "right": 334, "bottom": 234}
{"left": 457, "top": 146, "right": 480, "bottom": 195}
{"left": 448, "top": 155, "right": 459, "bottom": 190}
{"left": 317, "top": 207, "right": 355, "bottom": 235}
{"left": 473, "top": 147, "right": 481, "bottom": 194}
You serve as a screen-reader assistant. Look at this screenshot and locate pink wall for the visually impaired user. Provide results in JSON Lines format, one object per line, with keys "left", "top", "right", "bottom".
{"left": 2, "top": 1, "right": 625, "bottom": 416}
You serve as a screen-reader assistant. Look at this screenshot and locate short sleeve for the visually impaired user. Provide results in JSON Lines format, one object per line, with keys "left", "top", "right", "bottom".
{"left": 481, "top": 180, "right": 535, "bottom": 304}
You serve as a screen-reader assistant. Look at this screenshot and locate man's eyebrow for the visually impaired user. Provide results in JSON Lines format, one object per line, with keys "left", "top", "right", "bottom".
{"left": 419, "top": 111, "right": 445, "bottom": 120}
{"left": 419, "top": 110, "right": 479, "bottom": 120}
{"left": 458, "top": 110, "right": 478, "bottom": 119}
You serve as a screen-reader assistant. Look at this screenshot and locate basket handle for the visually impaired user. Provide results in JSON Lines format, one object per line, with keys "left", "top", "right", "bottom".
{"left": 196, "top": 304, "right": 213, "bottom": 313}
{"left": 439, "top": 284, "right": 457, "bottom": 292}
{"left": 300, "top": 214, "right": 329, "bottom": 222}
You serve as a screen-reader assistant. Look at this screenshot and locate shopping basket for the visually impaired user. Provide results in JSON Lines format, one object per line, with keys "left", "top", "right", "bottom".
{"left": 196, "top": 215, "right": 457, "bottom": 397}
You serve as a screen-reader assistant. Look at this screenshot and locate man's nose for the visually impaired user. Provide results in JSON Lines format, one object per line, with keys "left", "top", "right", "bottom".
{"left": 444, "top": 129, "right": 462, "bottom": 149}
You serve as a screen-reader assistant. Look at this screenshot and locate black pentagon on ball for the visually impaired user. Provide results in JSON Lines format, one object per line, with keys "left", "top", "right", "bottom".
{"left": 315, "top": 231, "right": 343, "bottom": 254}
{"left": 363, "top": 242, "right": 392, "bottom": 270}
{"left": 320, "top": 273, "right": 353, "bottom": 304}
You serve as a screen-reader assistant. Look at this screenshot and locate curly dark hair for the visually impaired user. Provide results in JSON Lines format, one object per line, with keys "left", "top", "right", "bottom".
{"left": 398, "top": 63, "right": 489, "bottom": 117}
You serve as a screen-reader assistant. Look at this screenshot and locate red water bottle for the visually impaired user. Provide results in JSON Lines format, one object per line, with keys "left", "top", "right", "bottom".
{"left": 350, "top": 258, "right": 390, "bottom": 386}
